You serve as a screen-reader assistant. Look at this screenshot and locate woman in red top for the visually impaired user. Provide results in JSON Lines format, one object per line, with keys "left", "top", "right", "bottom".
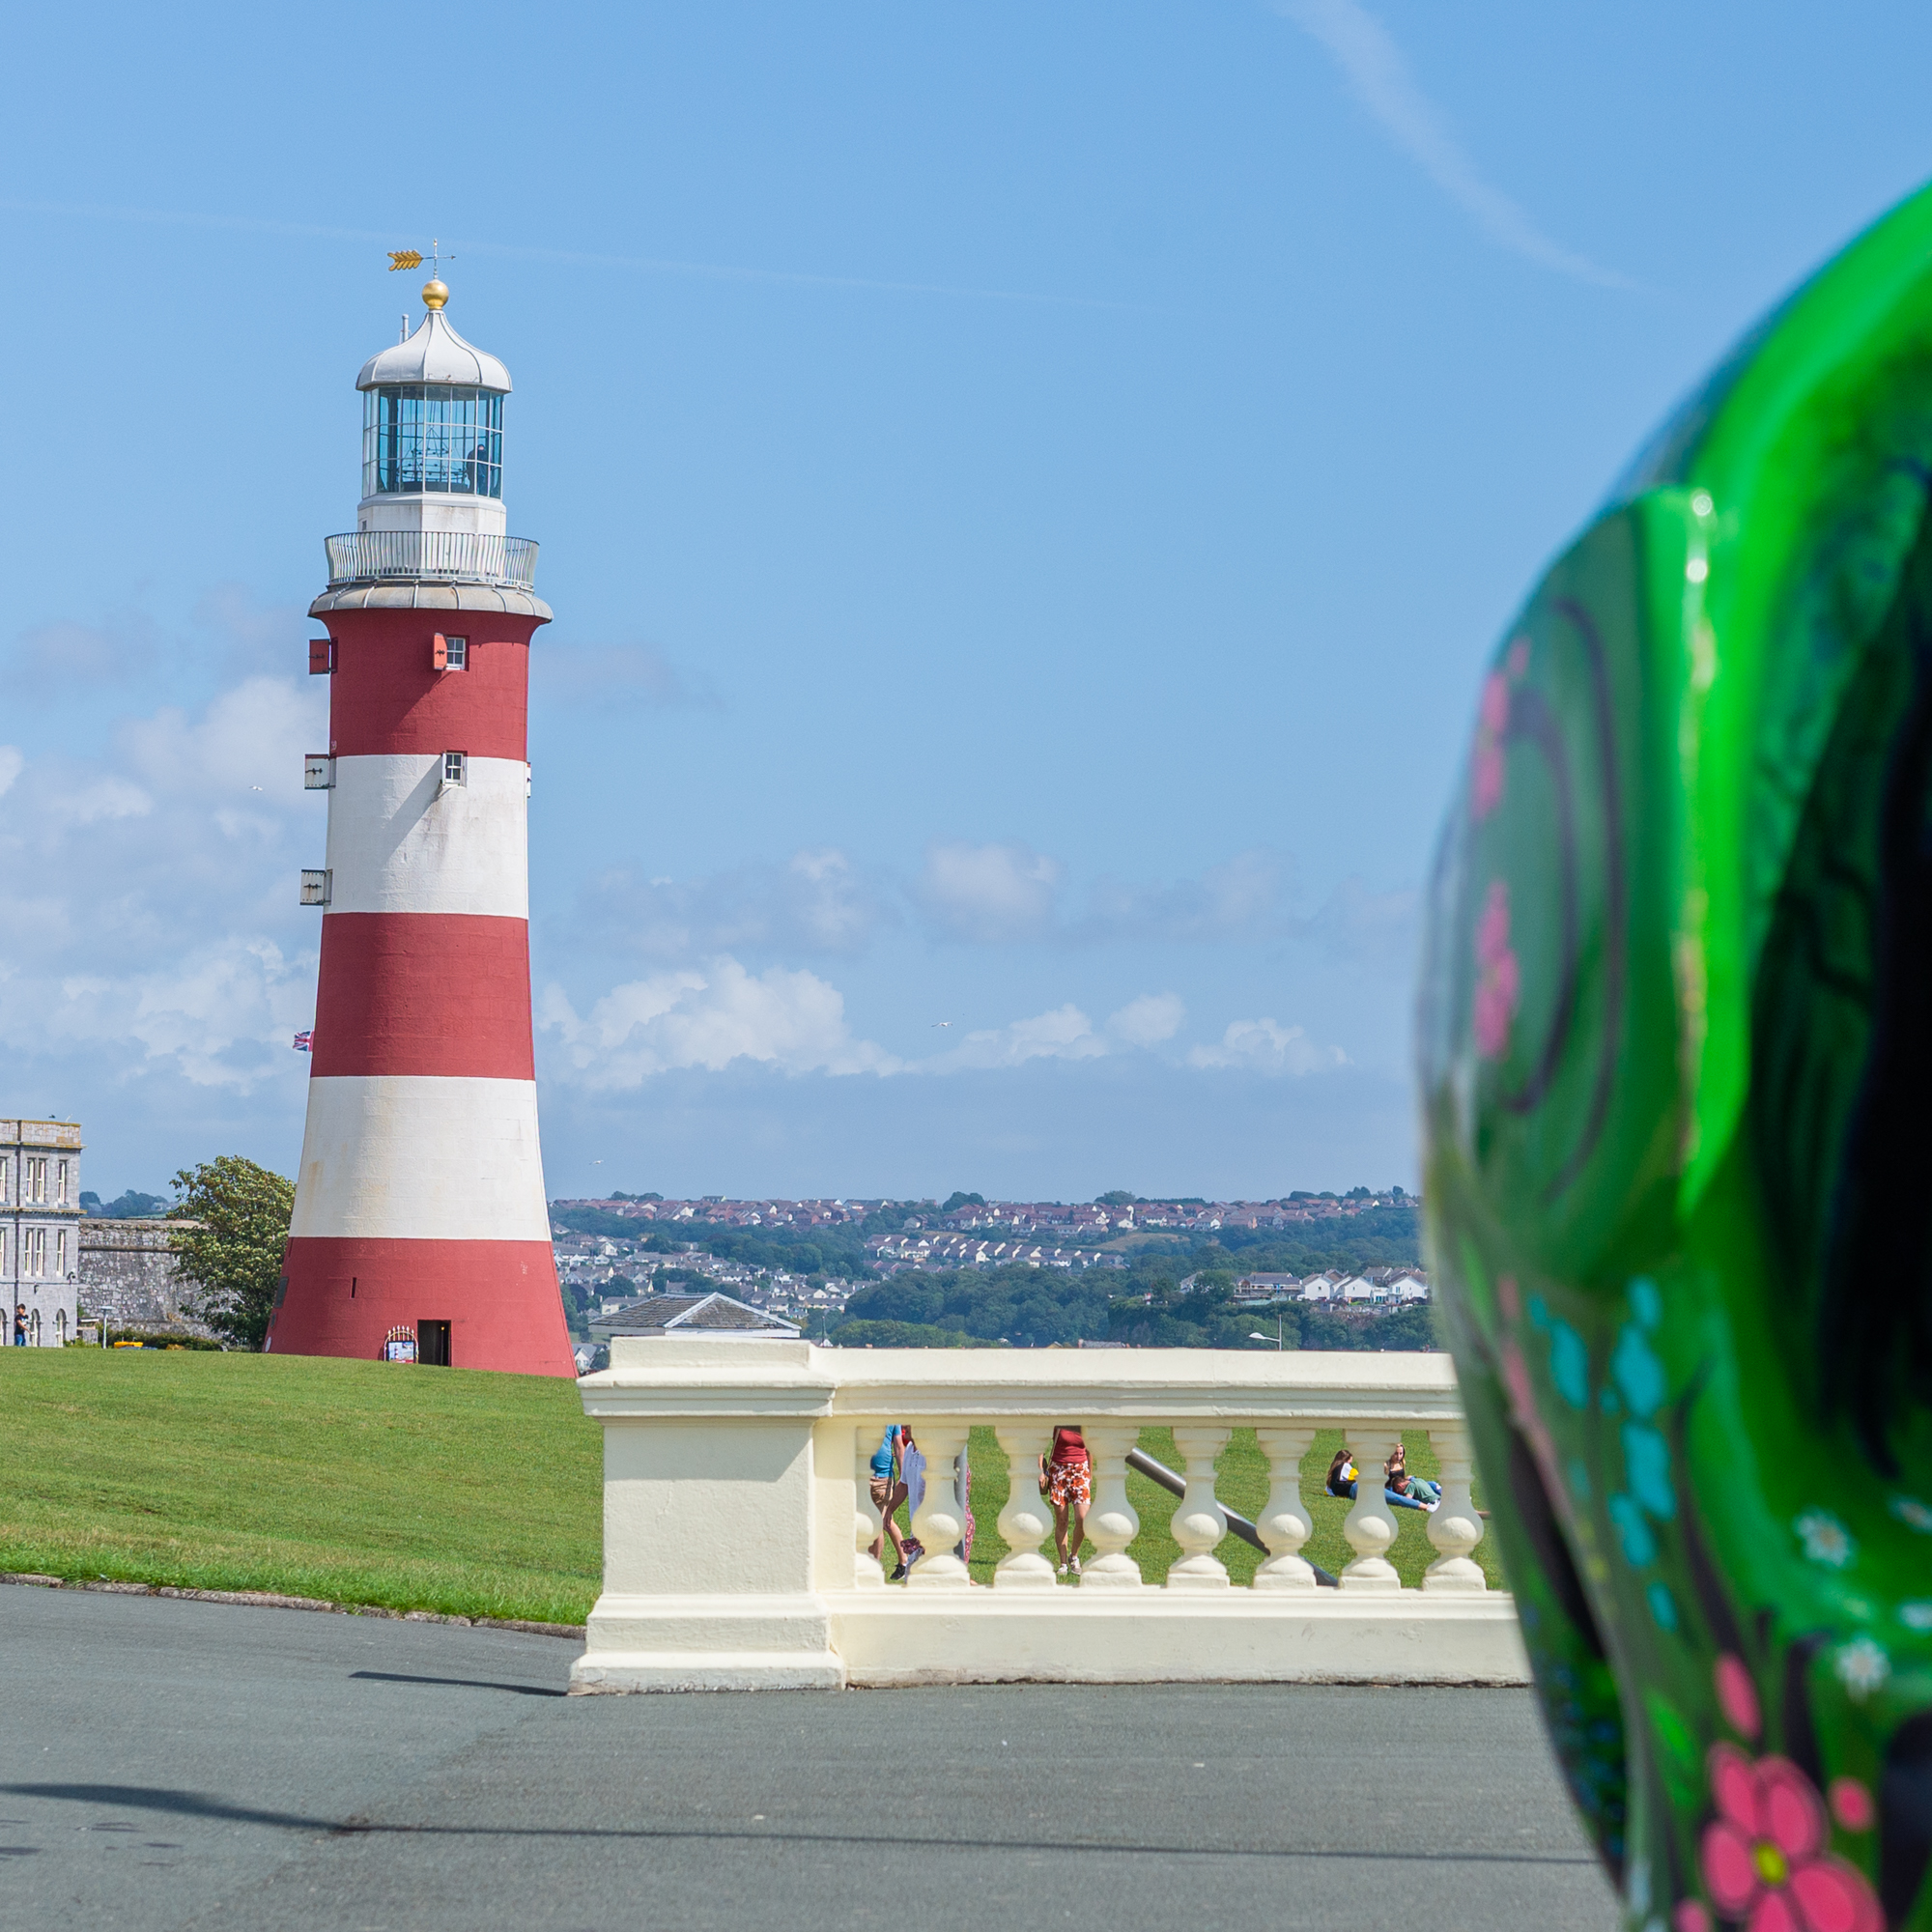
{"left": 1038, "top": 1425, "right": 1091, "bottom": 1577}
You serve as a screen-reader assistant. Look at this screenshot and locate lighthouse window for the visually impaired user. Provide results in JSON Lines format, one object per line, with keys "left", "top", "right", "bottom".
{"left": 442, "top": 751, "right": 468, "bottom": 786}
{"left": 363, "top": 384, "right": 503, "bottom": 499}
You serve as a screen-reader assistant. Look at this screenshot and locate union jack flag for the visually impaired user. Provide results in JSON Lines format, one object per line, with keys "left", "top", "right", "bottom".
{"left": 293, "top": 1031, "right": 314, "bottom": 1053}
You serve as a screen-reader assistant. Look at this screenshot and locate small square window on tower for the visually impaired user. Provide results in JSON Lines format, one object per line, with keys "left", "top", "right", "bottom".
{"left": 442, "top": 751, "right": 468, "bottom": 787}
{"left": 432, "top": 634, "right": 469, "bottom": 671}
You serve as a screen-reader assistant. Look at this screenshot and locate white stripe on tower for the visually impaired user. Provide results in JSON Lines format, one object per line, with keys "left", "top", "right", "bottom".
{"left": 325, "top": 754, "right": 529, "bottom": 916}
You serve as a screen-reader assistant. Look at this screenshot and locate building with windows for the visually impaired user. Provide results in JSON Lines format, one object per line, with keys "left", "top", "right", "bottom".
{"left": 2, "top": 1119, "right": 82, "bottom": 1347}
{"left": 270, "top": 271, "right": 574, "bottom": 1378}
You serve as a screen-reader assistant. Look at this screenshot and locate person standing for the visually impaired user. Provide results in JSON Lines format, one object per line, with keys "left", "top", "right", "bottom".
{"left": 867, "top": 1425, "right": 911, "bottom": 1579}
{"left": 12, "top": 1303, "right": 25, "bottom": 1348}
{"left": 897, "top": 1425, "right": 927, "bottom": 1570}
{"left": 1040, "top": 1425, "right": 1091, "bottom": 1577}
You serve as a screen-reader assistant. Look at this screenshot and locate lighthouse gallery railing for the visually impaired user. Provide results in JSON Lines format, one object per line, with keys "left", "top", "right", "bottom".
{"left": 325, "top": 530, "right": 539, "bottom": 589}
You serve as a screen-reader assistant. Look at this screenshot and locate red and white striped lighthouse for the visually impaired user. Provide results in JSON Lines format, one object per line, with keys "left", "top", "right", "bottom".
{"left": 270, "top": 271, "right": 574, "bottom": 1378}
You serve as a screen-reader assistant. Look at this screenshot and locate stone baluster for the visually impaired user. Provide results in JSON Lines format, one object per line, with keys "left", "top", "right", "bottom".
{"left": 1340, "top": 1438, "right": 1402, "bottom": 1591}
{"left": 906, "top": 1422, "right": 973, "bottom": 1588}
{"left": 992, "top": 1424, "right": 1057, "bottom": 1590}
{"left": 1422, "top": 1425, "right": 1488, "bottom": 1593}
{"left": 1078, "top": 1423, "right": 1144, "bottom": 1589}
{"left": 1166, "top": 1426, "right": 1232, "bottom": 1589}
{"left": 853, "top": 1425, "right": 887, "bottom": 1590}
{"left": 1252, "top": 1426, "right": 1318, "bottom": 1590}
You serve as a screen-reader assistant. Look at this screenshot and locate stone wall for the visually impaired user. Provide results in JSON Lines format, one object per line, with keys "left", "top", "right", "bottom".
{"left": 79, "top": 1218, "right": 216, "bottom": 1338}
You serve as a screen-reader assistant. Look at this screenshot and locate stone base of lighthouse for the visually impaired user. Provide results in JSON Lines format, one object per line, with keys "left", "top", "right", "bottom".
{"left": 272, "top": 1237, "right": 573, "bottom": 1376}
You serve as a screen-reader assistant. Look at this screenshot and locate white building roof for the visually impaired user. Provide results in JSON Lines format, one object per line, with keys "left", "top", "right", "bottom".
{"left": 357, "top": 307, "right": 512, "bottom": 393}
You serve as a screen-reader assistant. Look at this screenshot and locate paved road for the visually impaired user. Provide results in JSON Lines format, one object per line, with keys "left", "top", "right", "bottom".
{"left": 1, "top": 1585, "right": 1619, "bottom": 1931}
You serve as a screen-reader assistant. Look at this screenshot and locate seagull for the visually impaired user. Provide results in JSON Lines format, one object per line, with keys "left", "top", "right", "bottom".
{"left": 250, "top": 785, "right": 264, "bottom": 792}
{"left": 931, "top": 1021, "right": 952, "bottom": 1029}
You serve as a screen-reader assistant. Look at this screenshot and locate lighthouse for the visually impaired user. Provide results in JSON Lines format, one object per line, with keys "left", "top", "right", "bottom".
{"left": 271, "top": 272, "right": 575, "bottom": 1378}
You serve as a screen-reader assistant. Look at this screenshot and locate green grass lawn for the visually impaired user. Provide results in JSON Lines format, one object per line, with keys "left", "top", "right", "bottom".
{"left": 1, "top": 1351, "right": 1502, "bottom": 1624}
{"left": 0, "top": 1350, "right": 602, "bottom": 1624}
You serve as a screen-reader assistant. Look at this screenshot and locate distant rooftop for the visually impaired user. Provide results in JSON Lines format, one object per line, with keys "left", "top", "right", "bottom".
{"left": 589, "top": 1291, "right": 802, "bottom": 1342}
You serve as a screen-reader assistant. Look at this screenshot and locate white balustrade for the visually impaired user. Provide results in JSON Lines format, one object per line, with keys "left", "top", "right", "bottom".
{"left": 1340, "top": 1456, "right": 1403, "bottom": 1591}
{"left": 570, "top": 1341, "right": 1527, "bottom": 1693}
{"left": 1252, "top": 1425, "right": 1318, "bottom": 1591}
{"left": 853, "top": 1428, "right": 888, "bottom": 1590}
{"left": 905, "top": 1422, "right": 972, "bottom": 1589}
{"left": 1079, "top": 1424, "right": 1144, "bottom": 1590}
{"left": 1423, "top": 1425, "right": 1488, "bottom": 1593}
{"left": 991, "top": 1423, "right": 1056, "bottom": 1590}
{"left": 1165, "top": 1426, "right": 1232, "bottom": 1590}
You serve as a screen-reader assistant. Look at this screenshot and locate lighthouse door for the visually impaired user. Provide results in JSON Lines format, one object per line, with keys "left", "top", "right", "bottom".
{"left": 418, "top": 1320, "right": 452, "bottom": 1367}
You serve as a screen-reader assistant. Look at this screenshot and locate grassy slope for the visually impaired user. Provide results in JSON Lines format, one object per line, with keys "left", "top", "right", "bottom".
{"left": 2, "top": 1353, "right": 1502, "bottom": 1622}
{"left": 0, "top": 1350, "right": 602, "bottom": 1624}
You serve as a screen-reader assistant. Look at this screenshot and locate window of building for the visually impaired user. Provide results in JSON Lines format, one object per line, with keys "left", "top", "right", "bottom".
{"left": 56, "top": 1161, "right": 68, "bottom": 1206}
{"left": 442, "top": 635, "right": 468, "bottom": 669}
{"left": 362, "top": 385, "right": 503, "bottom": 498}
{"left": 55, "top": 1230, "right": 67, "bottom": 1275}
{"left": 442, "top": 751, "right": 468, "bottom": 786}
{"left": 27, "top": 1157, "right": 46, "bottom": 1204}
{"left": 27, "top": 1228, "right": 44, "bottom": 1276}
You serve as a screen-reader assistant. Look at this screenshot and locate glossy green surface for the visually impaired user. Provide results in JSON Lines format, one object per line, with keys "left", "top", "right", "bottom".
{"left": 1421, "top": 179, "right": 1932, "bottom": 1930}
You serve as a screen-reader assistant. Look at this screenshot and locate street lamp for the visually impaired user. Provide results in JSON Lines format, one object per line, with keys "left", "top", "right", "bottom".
{"left": 1249, "top": 1316, "right": 1286, "bottom": 1350}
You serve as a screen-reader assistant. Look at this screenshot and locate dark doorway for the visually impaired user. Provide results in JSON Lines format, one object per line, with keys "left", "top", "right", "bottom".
{"left": 418, "top": 1320, "right": 452, "bottom": 1367}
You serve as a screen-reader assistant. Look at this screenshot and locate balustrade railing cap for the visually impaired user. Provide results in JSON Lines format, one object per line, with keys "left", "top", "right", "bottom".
{"left": 579, "top": 1339, "right": 1464, "bottom": 1424}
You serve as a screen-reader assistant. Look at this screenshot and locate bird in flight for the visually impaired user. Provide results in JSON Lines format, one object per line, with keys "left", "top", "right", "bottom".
{"left": 931, "top": 1020, "right": 952, "bottom": 1029}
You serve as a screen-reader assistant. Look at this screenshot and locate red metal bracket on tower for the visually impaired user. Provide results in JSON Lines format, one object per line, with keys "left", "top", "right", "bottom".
{"left": 308, "top": 638, "right": 336, "bottom": 674}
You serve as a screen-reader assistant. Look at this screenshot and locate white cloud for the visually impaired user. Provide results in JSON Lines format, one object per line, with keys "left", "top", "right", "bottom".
{"left": 0, "top": 748, "right": 22, "bottom": 799}
{"left": 1108, "top": 992, "right": 1186, "bottom": 1046}
{"left": 538, "top": 957, "right": 901, "bottom": 1089}
{"left": 536, "top": 640, "right": 720, "bottom": 711}
{"left": 577, "top": 845, "right": 887, "bottom": 960}
{"left": 1272, "top": 0, "right": 1625, "bottom": 287}
{"left": 920, "top": 840, "right": 1064, "bottom": 943}
{"left": 925, "top": 1003, "right": 1110, "bottom": 1071}
{"left": 1188, "top": 1017, "right": 1348, "bottom": 1075}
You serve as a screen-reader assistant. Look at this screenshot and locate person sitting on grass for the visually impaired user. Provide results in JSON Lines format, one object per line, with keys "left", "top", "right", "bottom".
{"left": 1325, "top": 1443, "right": 1438, "bottom": 1512}
{"left": 1383, "top": 1441, "right": 1441, "bottom": 1512}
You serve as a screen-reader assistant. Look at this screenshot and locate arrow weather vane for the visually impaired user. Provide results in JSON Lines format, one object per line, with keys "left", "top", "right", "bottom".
{"left": 386, "top": 237, "right": 454, "bottom": 276}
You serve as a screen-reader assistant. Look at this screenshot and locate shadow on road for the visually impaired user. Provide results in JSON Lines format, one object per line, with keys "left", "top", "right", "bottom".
{"left": 1, "top": 1784, "right": 1599, "bottom": 1867}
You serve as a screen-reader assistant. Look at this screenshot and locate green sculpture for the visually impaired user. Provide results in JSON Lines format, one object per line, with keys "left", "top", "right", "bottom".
{"left": 1421, "top": 180, "right": 1932, "bottom": 1932}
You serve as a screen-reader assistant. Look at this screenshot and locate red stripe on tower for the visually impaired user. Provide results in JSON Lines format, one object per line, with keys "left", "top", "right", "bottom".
{"left": 271, "top": 272, "right": 574, "bottom": 1378}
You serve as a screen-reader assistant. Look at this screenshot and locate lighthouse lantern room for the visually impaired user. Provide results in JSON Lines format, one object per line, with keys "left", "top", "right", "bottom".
{"left": 271, "top": 273, "right": 575, "bottom": 1378}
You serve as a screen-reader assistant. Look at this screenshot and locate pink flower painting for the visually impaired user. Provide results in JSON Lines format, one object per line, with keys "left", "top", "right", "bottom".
{"left": 1471, "top": 670, "right": 1511, "bottom": 821}
{"left": 1473, "top": 879, "right": 1520, "bottom": 1060}
{"left": 1698, "top": 1743, "right": 1881, "bottom": 1932}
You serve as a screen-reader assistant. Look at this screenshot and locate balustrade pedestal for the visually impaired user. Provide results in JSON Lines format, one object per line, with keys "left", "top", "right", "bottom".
{"left": 1422, "top": 1428, "right": 1488, "bottom": 1594}
{"left": 905, "top": 1422, "right": 973, "bottom": 1589}
{"left": 1340, "top": 1456, "right": 1402, "bottom": 1592}
{"left": 1078, "top": 1424, "right": 1144, "bottom": 1590}
{"left": 1252, "top": 1426, "right": 1319, "bottom": 1591}
{"left": 1165, "top": 1426, "right": 1232, "bottom": 1590}
{"left": 992, "top": 1424, "right": 1057, "bottom": 1590}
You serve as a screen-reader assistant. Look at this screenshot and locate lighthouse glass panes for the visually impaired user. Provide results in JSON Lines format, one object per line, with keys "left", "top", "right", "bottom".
{"left": 363, "top": 385, "right": 503, "bottom": 498}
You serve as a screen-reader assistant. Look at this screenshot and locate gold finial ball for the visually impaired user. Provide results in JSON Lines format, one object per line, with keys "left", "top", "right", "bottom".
{"left": 421, "top": 278, "right": 449, "bottom": 310}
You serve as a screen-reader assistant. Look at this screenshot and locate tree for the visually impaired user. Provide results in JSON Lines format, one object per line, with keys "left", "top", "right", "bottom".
{"left": 168, "top": 1157, "right": 295, "bottom": 1350}
{"left": 940, "top": 1191, "right": 985, "bottom": 1214}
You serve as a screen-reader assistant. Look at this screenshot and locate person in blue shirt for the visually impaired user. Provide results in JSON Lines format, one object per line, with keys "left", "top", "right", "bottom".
{"left": 868, "top": 1424, "right": 912, "bottom": 1579}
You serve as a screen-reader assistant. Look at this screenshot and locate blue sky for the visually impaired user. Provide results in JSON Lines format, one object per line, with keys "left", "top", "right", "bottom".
{"left": 3, "top": 3, "right": 1928, "bottom": 1202}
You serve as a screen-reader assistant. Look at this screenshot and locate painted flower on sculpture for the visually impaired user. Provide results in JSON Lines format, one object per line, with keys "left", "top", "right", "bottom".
{"left": 1889, "top": 1494, "right": 1932, "bottom": 1534}
{"left": 1473, "top": 879, "right": 1520, "bottom": 1060}
{"left": 1697, "top": 1744, "right": 1882, "bottom": 1932}
{"left": 1795, "top": 1510, "right": 1855, "bottom": 1570}
{"left": 1471, "top": 670, "right": 1511, "bottom": 820}
{"left": 1833, "top": 1637, "right": 1889, "bottom": 1702}
{"left": 1900, "top": 1602, "right": 1932, "bottom": 1632}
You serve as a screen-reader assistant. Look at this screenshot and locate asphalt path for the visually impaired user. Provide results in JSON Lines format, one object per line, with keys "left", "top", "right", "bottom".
{"left": 1, "top": 1585, "right": 1620, "bottom": 1931}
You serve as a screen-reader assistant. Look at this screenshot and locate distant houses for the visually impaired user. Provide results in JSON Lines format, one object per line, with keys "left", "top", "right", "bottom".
{"left": 1233, "top": 1267, "right": 1430, "bottom": 1308}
